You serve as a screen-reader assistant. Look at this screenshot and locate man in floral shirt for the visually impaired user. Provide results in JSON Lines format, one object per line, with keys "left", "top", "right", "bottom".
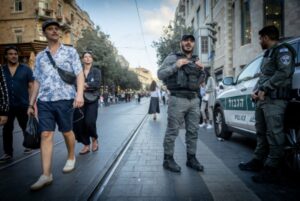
{"left": 28, "top": 20, "right": 84, "bottom": 190}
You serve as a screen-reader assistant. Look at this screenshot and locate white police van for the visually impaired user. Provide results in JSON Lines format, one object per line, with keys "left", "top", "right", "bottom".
{"left": 213, "top": 37, "right": 300, "bottom": 140}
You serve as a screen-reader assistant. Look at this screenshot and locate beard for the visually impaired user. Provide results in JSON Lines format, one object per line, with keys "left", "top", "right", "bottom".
{"left": 8, "top": 59, "right": 18, "bottom": 65}
{"left": 260, "top": 43, "right": 268, "bottom": 50}
{"left": 181, "top": 44, "right": 193, "bottom": 54}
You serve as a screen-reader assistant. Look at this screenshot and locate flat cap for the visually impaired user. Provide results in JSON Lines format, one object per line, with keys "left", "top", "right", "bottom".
{"left": 42, "top": 19, "right": 60, "bottom": 31}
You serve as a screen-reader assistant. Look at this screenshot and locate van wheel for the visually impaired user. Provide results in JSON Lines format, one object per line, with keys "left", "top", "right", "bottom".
{"left": 213, "top": 107, "right": 232, "bottom": 139}
{"left": 284, "top": 128, "right": 300, "bottom": 176}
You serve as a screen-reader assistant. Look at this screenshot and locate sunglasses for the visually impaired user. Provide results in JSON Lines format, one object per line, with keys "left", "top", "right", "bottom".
{"left": 68, "top": 107, "right": 85, "bottom": 123}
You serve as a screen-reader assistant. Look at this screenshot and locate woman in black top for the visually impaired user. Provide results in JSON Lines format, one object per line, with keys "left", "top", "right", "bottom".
{"left": 73, "top": 51, "right": 101, "bottom": 154}
{"left": 0, "top": 65, "right": 9, "bottom": 125}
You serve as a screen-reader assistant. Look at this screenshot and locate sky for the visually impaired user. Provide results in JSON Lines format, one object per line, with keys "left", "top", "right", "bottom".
{"left": 76, "top": 0, "right": 179, "bottom": 78}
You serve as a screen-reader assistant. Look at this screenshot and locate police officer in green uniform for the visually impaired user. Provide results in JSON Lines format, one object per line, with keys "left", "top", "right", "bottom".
{"left": 157, "top": 34, "right": 205, "bottom": 173}
{"left": 239, "top": 26, "right": 296, "bottom": 183}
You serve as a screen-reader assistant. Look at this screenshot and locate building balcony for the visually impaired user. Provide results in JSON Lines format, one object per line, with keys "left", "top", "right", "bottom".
{"left": 35, "top": 7, "right": 53, "bottom": 20}
{"left": 64, "top": 0, "right": 75, "bottom": 4}
{"left": 60, "top": 20, "right": 71, "bottom": 31}
{"left": 65, "top": 16, "right": 72, "bottom": 25}
{"left": 56, "top": 15, "right": 63, "bottom": 22}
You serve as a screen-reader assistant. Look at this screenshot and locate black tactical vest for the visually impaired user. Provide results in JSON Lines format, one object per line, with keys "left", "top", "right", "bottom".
{"left": 165, "top": 53, "right": 205, "bottom": 92}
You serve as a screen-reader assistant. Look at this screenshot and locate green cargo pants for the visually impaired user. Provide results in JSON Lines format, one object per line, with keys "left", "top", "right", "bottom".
{"left": 254, "top": 97, "right": 288, "bottom": 168}
{"left": 163, "top": 95, "right": 200, "bottom": 156}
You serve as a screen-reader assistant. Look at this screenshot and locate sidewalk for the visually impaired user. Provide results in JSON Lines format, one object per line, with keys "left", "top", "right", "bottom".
{"left": 98, "top": 105, "right": 260, "bottom": 201}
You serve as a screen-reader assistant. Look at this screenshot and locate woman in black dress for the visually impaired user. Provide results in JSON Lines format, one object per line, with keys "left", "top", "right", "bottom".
{"left": 74, "top": 51, "right": 101, "bottom": 154}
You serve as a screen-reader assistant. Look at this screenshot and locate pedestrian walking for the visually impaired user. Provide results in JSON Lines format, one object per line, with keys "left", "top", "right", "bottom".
{"left": 73, "top": 51, "right": 101, "bottom": 155}
{"left": 27, "top": 19, "right": 84, "bottom": 190}
{"left": 198, "top": 81, "right": 205, "bottom": 125}
{"left": 0, "top": 46, "right": 34, "bottom": 163}
{"left": 134, "top": 92, "right": 139, "bottom": 104}
{"left": 161, "top": 89, "right": 166, "bottom": 105}
{"left": 157, "top": 34, "right": 205, "bottom": 173}
{"left": 199, "top": 70, "right": 215, "bottom": 129}
{"left": 0, "top": 65, "right": 9, "bottom": 125}
{"left": 239, "top": 25, "right": 296, "bottom": 183}
{"left": 148, "top": 80, "right": 160, "bottom": 120}
{"left": 137, "top": 92, "right": 142, "bottom": 104}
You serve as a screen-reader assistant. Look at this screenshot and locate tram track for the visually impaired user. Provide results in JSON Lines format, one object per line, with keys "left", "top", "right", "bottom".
{"left": 86, "top": 114, "right": 148, "bottom": 201}
{"left": 0, "top": 101, "right": 150, "bottom": 200}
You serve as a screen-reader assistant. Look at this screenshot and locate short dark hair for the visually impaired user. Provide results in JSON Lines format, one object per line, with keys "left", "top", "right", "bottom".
{"left": 4, "top": 45, "right": 18, "bottom": 55}
{"left": 82, "top": 50, "right": 93, "bottom": 58}
{"left": 258, "top": 25, "right": 279, "bottom": 41}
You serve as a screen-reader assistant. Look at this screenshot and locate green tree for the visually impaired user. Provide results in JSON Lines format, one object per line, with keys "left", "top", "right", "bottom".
{"left": 76, "top": 28, "right": 142, "bottom": 91}
{"left": 152, "top": 17, "right": 193, "bottom": 66}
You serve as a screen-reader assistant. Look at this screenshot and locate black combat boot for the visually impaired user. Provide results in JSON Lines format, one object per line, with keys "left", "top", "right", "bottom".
{"left": 186, "top": 154, "right": 204, "bottom": 172}
{"left": 163, "top": 154, "right": 181, "bottom": 172}
{"left": 251, "top": 166, "right": 280, "bottom": 183}
{"left": 239, "top": 159, "right": 264, "bottom": 172}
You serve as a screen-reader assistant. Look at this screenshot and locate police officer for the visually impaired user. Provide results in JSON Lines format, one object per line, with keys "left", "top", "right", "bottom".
{"left": 239, "top": 26, "right": 296, "bottom": 183}
{"left": 157, "top": 34, "right": 205, "bottom": 172}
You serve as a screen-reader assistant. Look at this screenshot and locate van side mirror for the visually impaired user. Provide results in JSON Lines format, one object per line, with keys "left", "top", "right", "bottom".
{"left": 222, "top": 77, "right": 234, "bottom": 85}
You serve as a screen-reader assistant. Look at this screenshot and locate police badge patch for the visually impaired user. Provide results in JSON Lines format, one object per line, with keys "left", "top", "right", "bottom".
{"left": 279, "top": 48, "right": 288, "bottom": 53}
{"left": 280, "top": 55, "right": 291, "bottom": 65}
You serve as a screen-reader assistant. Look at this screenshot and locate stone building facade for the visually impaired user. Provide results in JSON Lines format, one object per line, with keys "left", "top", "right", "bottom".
{"left": 0, "top": 0, "right": 94, "bottom": 66}
{"left": 176, "top": 0, "right": 300, "bottom": 81}
{"left": 130, "top": 67, "right": 154, "bottom": 90}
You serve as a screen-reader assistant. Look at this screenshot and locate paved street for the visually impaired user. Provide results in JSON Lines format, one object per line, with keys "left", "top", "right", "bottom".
{"left": 0, "top": 98, "right": 300, "bottom": 201}
{"left": 95, "top": 101, "right": 300, "bottom": 201}
{"left": 0, "top": 99, "right": 149, "bottom": 201}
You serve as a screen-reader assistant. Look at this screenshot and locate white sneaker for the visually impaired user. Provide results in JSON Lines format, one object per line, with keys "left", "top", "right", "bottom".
{"left": 199, "top": 123, "right": 206, "bottom": 128}
{"left": 206, "top": 124, "right": 213, "bottom": 129}
{"left": 30, "top": 174, "right": 53, "bottom": 191}
{"left": 63, "top": 158, "right": 76, "bottom": 173}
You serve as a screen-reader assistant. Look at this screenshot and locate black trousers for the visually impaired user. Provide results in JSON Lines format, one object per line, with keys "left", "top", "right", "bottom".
{"left": 73, "top": 101, "right": 98, "bottom": 145}
{"left": 2, "top": 107, "right": 28, "bottom": 156}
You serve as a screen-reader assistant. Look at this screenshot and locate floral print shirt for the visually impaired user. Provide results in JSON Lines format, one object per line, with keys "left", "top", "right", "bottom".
{"left": 34, "top": 44, "right": 82, "bottom": 101}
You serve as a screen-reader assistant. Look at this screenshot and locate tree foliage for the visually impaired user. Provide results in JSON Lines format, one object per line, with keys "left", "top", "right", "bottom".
{"left": 152, "top": 16, "right": 193, "bottom": 66}
{"left": 76, "top": 28, "right": 141, "bottom": 91}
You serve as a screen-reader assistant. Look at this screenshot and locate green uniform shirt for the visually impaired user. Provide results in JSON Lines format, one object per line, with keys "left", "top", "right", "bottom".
{"left": 258, "top": 43, "right": 296, "bottom": 95}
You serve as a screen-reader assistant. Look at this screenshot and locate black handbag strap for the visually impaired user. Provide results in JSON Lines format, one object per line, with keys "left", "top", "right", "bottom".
{"left": 46, "top": 51, "right": 58, "bottom": 69}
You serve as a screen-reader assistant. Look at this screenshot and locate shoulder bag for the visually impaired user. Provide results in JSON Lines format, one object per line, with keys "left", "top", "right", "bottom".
{"left": 46, "top": 51, "right": 76, "bottom": 85}
{"left": 83, "top": 69, "right": 99, "bottom": 103}
{"left": 84, "top": 91, "right": 98, "bottom": 103}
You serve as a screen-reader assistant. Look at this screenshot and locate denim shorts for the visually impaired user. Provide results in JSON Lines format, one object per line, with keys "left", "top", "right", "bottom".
{"left": 37, "top": 100, "right": 74, "bottom": 133}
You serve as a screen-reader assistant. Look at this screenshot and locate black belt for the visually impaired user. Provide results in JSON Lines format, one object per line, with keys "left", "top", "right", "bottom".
{"left": 171, "top": 92, "right": 197, "bottom": 99}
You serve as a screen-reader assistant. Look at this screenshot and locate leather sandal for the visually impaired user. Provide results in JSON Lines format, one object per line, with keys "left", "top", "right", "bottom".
{"left": 92, "top": 141, "right": 99, "bottom": 152}
{"left": 79, "top": 147, "right": 90, "bottom": 155}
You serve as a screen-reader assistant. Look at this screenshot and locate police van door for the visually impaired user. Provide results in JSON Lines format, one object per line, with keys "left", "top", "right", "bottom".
{"left": 227, "top": 56, "right": 263, "bottom": 132}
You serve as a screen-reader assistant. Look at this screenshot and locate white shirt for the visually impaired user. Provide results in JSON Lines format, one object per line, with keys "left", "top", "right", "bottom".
{"left": 150, "top": 87, "right": 161, "bottom": 98}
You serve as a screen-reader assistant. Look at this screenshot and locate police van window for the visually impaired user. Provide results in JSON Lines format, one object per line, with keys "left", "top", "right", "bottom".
{"left": 237, "top": 57, "right": 263, "bottom": 84}
{"left": 292, "top": 41, "right": 300, "bottom": 66}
